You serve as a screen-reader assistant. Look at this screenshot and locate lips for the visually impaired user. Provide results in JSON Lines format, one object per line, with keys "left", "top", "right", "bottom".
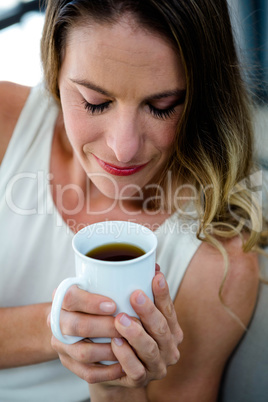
{"left": 93, "top": 155, "right": 149, "bottom": 176}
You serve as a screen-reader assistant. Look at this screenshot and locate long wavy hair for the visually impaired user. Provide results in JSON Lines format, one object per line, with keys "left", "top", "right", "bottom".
{"left": 40, "top": 0, "right": 265, "bottom": 277}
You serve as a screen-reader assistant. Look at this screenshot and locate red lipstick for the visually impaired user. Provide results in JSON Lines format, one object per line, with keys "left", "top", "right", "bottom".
{"left": 93, "top": 155, "right": 148, "bottom": 176}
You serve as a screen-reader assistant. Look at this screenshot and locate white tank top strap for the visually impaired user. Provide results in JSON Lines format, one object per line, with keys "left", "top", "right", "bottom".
{"left": 0, "top": 83, "right": 58, "bottom": 193}
{"left": 155, "top": 213, "right": 201, "bottom": 301}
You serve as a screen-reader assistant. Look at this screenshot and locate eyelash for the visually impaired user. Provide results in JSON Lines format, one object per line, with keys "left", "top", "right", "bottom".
{"left": 148, "top": 104, "right": 176, "bottom": 120}
{"left": 82, "top": 100, "right": 111, "bottom": 114}
{"left": 82, "top": 99, "right": 181, "bottom": 120}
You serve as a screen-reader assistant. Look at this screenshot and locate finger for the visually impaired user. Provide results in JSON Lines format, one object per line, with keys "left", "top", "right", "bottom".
{"left": 129, "top": 289, "right": 181, "bottom": 365}
{"left": 59, "top": 310, "right": 120, "bottom": 339}
{"left": 111, "top": 337, "right": 148, "bottom": 387}
{"left": 47, "top": 312, "right": 51, "bottom": 328}
{"left": 114, "top": 314, "right": 166, "bottom": 377}
{"left": 61, "top": 286, "right": 117, "bottom": 315}
{"left": 152, "top": 273, "right": 183, "bottom": 345}
{"left": 130, "top": 289, "right": 172, "bottom": 344}
{"left": 58, "top": 353, "right": 124, "bottom": 384}
{"left": 51, "top": 336, "right": 117, "bottom": 363}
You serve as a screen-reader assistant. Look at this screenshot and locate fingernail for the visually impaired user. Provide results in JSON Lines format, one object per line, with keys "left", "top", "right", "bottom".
{"left": 155, "top": 264, "right": 161, "bottom": 272}
{"left": 113, "top": 337, "right": 124, "bottom": 346}
{"left": 120, "top": 314, "right": 132, "bottom": 327}
{"left": 136, "top": 291, "right": 146, "bottom": 305}
{"left": 158, "top": 275, "right": 166, "bottom": 289}
{"left": 100, "top": 302, "right": 116, "bottom": 313}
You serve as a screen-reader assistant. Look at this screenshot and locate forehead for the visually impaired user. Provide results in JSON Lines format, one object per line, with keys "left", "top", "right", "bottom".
{"left": 61, "top": 16, "right": 186, "bottom": 98}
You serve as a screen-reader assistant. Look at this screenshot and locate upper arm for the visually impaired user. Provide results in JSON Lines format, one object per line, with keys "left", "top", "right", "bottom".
{"left": 148, "top": 236, "right": 259, "bottom": 402}
{"left": 0, "top": 81, "right": 30, "bottom": 163}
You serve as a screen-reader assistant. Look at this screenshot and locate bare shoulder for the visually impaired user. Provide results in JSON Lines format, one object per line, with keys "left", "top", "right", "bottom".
{"left": 0, "top": 81, "right": 31, "bottom": 163}
{"left": 177, "top": 236, "right": 259, "bottom": 336}
{"left": 178, "top": 236, "right": 258, "bottom": 394}
{"left": 148, "top": 236, "right": 259, "bottom": 401}
{"left": 189, "top": 236, "right": 258, "bottom": 311}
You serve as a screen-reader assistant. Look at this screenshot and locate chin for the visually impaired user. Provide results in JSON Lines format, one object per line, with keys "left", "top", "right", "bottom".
{"left": 89, "top": 175, "right": 145, "bottom": 201}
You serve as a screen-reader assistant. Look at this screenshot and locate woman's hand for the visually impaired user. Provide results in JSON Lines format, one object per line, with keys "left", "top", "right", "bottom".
{"left": 48, "top": 287, "right": 125, "bottom": 382}
{"left": 48, "top": 267, "right": 183, "bottom": 389}
{"left": 108, "top": 271, "right": 183, "bottom": 388}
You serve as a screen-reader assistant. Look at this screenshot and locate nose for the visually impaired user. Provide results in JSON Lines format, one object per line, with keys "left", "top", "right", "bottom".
{"left": 106, "top": 108, "right": 142, "bottom": 163}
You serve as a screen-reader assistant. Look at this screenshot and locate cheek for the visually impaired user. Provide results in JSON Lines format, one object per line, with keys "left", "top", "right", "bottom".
{"left": 153, "top": 121, "right": 177, "bottom": 151}
{"left": 62, "top": 103, "right": 99, "bottom": 146}
{"left": 59, "top": 88, "right": 97, "bottom": 146}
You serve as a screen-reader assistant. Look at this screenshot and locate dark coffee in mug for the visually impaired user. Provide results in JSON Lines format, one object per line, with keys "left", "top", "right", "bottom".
{"left": 86, "top": 242, "right": 145, "bottom": 262}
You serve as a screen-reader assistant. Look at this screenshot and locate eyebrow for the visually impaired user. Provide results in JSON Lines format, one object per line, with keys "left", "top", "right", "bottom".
{"left": 70, "top": 78, "right": 186, "bottom": 101}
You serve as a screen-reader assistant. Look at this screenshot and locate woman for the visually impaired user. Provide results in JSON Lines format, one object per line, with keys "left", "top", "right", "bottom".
{"left": 0, "top": 0, "right": 263, "bottom": 401}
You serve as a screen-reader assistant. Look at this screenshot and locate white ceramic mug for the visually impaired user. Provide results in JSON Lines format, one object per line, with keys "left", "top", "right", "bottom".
{"left": 51, "top": 221, "right": 157, "bottom": 345}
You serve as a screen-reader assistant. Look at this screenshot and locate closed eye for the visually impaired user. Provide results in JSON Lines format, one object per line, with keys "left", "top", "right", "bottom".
{"left": 148, "top": 92, "right": 186, "bottom": 120}
{"left": 148, "top": 98, "right": 185, "bottom": 120}
{"left": 82, "top": 100, "right": 111, "bottom": 114}
{"left": 148, "top": 104, "right": 177, "bottom": 119}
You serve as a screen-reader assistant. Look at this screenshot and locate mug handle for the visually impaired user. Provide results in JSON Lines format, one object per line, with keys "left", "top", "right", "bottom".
{"left": 50, "top": 277, "right": 87, "bottom": 344}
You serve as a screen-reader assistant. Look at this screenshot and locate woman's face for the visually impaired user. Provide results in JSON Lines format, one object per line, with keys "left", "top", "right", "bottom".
{"left": 58, "top": 15, "right": 186, "bottom": 200}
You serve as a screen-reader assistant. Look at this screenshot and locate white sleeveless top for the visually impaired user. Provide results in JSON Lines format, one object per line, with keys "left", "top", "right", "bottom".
{"left": 0, "top": 84, "right": 201, "bottom": 401}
